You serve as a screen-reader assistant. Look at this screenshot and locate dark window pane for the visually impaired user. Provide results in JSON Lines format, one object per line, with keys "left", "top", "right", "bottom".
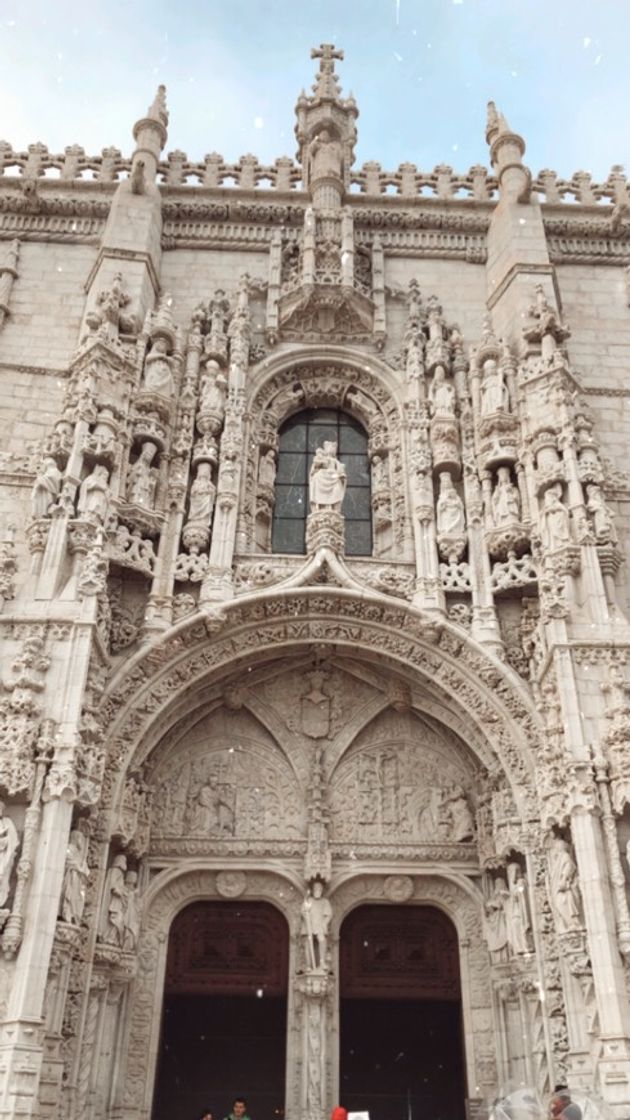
{"left": 275, "top": 484, "right": 307, "bottom": 517}
{"left": 343, "top": 487, "right": 372, "bottom": 520}
{"left": 339, "top": 424, "right": 368, "bottom": 454}
{"left": 272, "top": 518, "right": 305, "bottom": 554}
{"left": 310, "top": 409, "right": 340, "bottom": 425}
{"left": 276, "top": 452, "right": 307, "bottom": 485}
{"left": 279, "top": 422, "right": 307, "bottom": 452}
{"left": 345, "top": 519, "right": 372, "bottom": 556}
{"left": 343, "top": 455, "right": 371, "bottom": 486}
{"left": 307, "top": 424, "right": 338, "bottom": 452}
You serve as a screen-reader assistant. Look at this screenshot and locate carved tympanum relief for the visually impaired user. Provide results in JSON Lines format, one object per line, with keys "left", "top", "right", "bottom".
{"left": 329, "top": 707, "right": 478, "bottom": 843}
{"left": 149, "top": 707, "right": 306, "bottom": 843}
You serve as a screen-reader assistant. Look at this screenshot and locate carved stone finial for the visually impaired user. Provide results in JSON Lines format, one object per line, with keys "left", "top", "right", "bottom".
{"left": 310, "top": 43, "right": 344, "bottom": 100}
{"left": 148, "top": 84, "right": 169, "bottom": 128}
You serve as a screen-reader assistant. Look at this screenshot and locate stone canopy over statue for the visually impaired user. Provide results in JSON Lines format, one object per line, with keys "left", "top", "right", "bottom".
{"left": 309, "top": 441, "right": 347, "bottom": 512}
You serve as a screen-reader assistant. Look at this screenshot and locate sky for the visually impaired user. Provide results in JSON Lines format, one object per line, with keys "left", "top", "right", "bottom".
{"left": 0, "top": 0, "right": 627, "bottom": 181}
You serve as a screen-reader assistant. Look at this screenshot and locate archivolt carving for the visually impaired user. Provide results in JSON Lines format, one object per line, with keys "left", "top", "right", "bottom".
{"left": 101, "top": 591, "right": 540, "bottom": 817}
{"left": 122, "top": 867, "right": 300, "bottom": 1114}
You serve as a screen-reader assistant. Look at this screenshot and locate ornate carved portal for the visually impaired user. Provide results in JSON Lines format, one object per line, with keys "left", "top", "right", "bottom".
{"left": 339, "top": 905, "right": 466, "bottom": 1120}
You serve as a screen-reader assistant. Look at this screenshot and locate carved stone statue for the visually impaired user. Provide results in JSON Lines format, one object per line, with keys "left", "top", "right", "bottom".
{"left": 122, "top": 869, "right": 141, "bottom": 952}
{"left": 78, "top": 464, "right": 110, "bottom": 523}
{"left": 199, "top": 361, "right": 228, "bottom": 430}
{"left": 505, "top": 862, "right": 532, "bottom": 955}
{"left": 480, "top": 358, "right": 509, "bottom": 415}
{"left": 142, "top": 336, "right": 175, "bottom": 399}
{"left": 492, "top": 467, "right": 521, "bottom": 526}
{"left": 126, "top": 442, "right": 158, "bottom": 508}
{"left": 484, "top": 876, "right": 509, "bottom": 960}
{"left": 548, "top": 837, "right": 582, "bottom": 933}
{"left": 60, "top": 821, "right": 90, "bottom": 925}
{"left": 188, "top": 462, "right": 216, "bottom": 526}
{"left": 541, "top": 484, "right": 571, "bottom": 551}
{"left": 99, "top": 853, "right": 127, "bottom": 946}
{"left": 0, "top": 803, "right": 18, "bottom": 909}
{"left": 31, "top": 458, "right": 62, "bottom": 518}
{"left": 436, "top": 472, "right": 465, "bottom": 537}
{"left": 301, "top": 880, "right": 332, "bottom": 970}
{"left": 310, "top": 129, "right": 343, "bottom": 181}
{"left": 429, "top": 366, "right": 455, "bottom": 417}
{"left": 258, "top": 449, "right": 277, "bottom": 489}
{"left": 309, "top": 442, "right": 347, "bottom": 512}
{"left": 586, "top": 483, "right": 617, "bottom": 543}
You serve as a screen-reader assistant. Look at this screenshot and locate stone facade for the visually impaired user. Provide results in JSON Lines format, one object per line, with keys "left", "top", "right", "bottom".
{"left": 0, "top": 42, "right": 630, "bottom": 1120}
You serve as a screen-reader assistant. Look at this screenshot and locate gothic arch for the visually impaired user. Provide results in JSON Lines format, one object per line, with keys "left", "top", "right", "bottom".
{"left": 120, "top": 866, "right": 300, "bottom": 1119}
{"left": 101, "top": 588, "right": 542, "bottom": 819}
{"left": 240, "top": 345, "right": 409, "bottom": 557}
{"left": 328, "top": 871, "right": 496, "bottom": 1105}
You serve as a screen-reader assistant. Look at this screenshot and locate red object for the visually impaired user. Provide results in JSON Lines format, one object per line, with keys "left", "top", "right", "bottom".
{"left": 331, "top": 1109, "right": 347, "bottom": 1120}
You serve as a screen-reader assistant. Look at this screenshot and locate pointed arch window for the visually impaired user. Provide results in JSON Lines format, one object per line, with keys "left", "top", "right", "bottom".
{"left": 271, "top": 408, "right": 372, "bottom": 556}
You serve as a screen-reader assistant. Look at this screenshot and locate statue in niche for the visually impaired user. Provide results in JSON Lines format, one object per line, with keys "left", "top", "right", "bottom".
{"left": 258, "top": 449, "right": 277, "bottom": 489}
{"left": 541, "top": 484, "right": 571, "bottom": 551}
{"left": 491, "top": 467, "right": 521, "bottom": 526}
{"left": 585, "top": 483, "right": 617, "bottom": 543}
{"left": 428, "top": 365, "right": 455, "bottom": 417}
{"left": 99, "top": 853, "right": 127, "bottom": 946}
{"left": 59, "top": 821, "right": 90, "bottom": 925}
{"left": 122, "top": 869, "right": 141, "bottom": 952}
{"left": 309, "top": 441, "right": 347, "bottom": 512}
{"left": 78, "top": 464, "right": 110, "bottom": 523}
{"left": 484, "top": 875, "right": 509, "bottom": 961}
{"left": 187, "top": 463, "right": 216, "bottom": 526}
{"left": 199, "top": 360, "right": 228, "bottom": 422}
{"left": 436, "top": 472, "right": 465, "bottom": 536}
{"left": 505, "top": 862, "right": 532, "bottom": 955}
{"left": 548, "top": 836, "right": 582, "bottom": 933}
{"left": 301, "top": 880, "right": 332, "bottom": 970}
{"left": 0, "top": 804, "right": 18, "bottom": 909}
{"left": 310, "top": 128, "right": 343, "bottom": 181}
{"left": 446, "top": 785, "right": 474, "bottom": 841}
{"left": 209, "top": 289, "right": 230, "bottom": 331}
{"left": 480, "top": 357, "right": 509, "bottom": 415}
{"left": 126, "top": 442, "right": 158, "bottom": 508}
{"left": 31, "top": 458, "right": 62, "bottom": 519}
{"left": 142, "top": 336, "right": 175, "bottom": 399}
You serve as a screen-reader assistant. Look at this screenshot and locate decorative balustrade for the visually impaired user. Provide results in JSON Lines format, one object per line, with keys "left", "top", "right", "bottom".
{"left": 0, "top": 140, "right": 627, "bottom": 208}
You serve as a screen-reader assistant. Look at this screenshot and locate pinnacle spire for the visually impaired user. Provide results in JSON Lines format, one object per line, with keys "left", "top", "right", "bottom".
{"left": 148, "top": 84, "right": 169, "bottom": 128}
{"left": 485, "top": 100, "right": 510, "bottom": 145}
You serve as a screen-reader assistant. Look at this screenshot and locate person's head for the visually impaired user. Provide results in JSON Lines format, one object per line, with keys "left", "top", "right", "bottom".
{"left": 232, "top": 1099, "right": 247, "bottom": 1118}
{"left": 198, "top": 1110, "right": 213, "bottom": 1120}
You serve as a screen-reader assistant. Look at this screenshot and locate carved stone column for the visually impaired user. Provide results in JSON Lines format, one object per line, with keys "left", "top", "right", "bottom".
{"left": 296, "top": 971, "right": 333, "bottom": 1120}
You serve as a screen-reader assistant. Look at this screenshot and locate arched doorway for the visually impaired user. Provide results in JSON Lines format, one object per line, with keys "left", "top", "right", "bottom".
{"left": 339, "top": 905, "right": 466, "bottom": 1120}
{"left": 152, "top": 900, "right": 289, "bottom": 1120}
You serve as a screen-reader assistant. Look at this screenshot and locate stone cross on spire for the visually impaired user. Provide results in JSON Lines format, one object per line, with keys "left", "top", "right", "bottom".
{"left": 310, "top": 43, "right": 344, "bottom": 99}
